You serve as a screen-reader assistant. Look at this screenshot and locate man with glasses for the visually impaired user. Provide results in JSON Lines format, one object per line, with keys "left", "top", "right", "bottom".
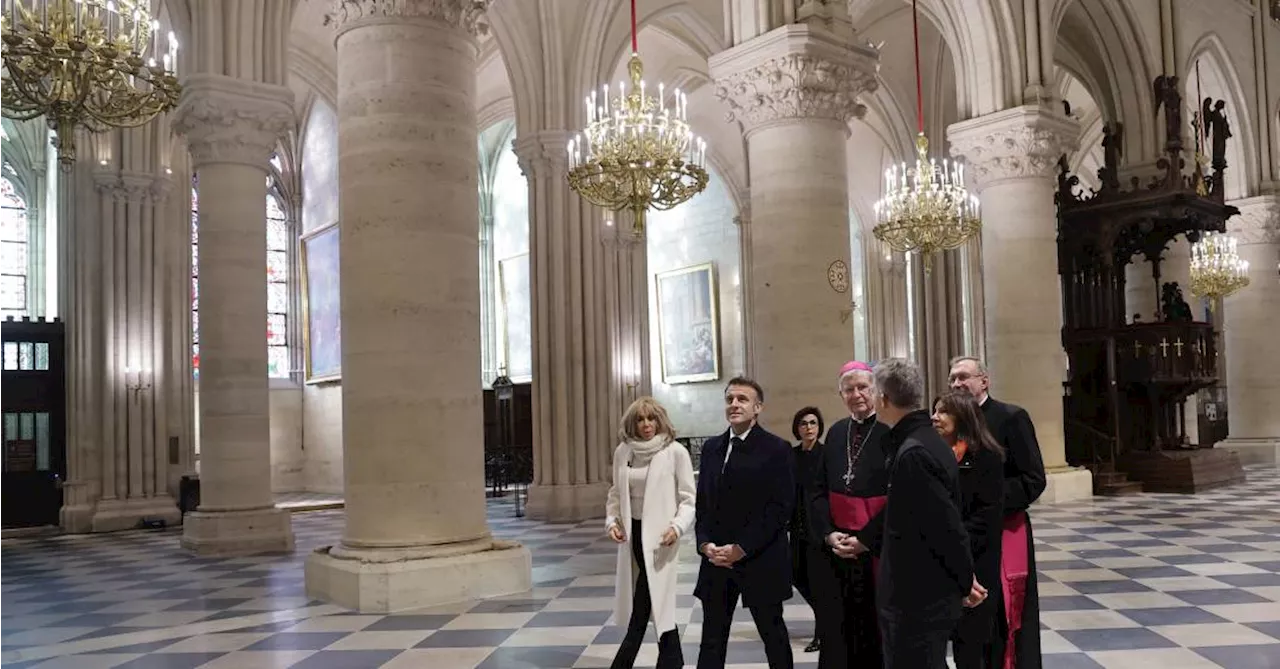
{"left": 807, "top": 361, "right": 892, "bottom": 668}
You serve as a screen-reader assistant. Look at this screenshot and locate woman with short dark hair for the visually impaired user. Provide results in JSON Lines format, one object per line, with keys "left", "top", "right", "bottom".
{"left": 790, "top": 405, "right": 826, "bottom": 653}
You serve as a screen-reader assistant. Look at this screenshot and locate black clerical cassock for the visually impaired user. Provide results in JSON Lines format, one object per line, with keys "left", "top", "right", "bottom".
{"left": 808, "top": 414, "right": 890, "bottom": 668}
{"left": 982, "top": 397, "right": 1047, "bottom": 669}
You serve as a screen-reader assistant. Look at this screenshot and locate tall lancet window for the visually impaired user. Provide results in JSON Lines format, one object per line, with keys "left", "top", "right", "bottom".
{"left": 266, "top": 176, "right": 289, "bottom": 378}
{"left": 0, "top": 163, "right": 28, "bottom": 321}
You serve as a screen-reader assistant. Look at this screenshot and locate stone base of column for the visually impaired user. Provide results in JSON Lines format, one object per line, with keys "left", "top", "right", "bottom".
{"left": 304, "top": 541, "right": 532, "bottom": 613}
{"left": 1037, "top": 467, "right": 1094, "bottom": 505}
{"left": 90, "top": 496, "right": 183, "bottom": 533}
{"left": 1219, "top": 438, "right": 1280, "bottom": 466}
{"left": 180, "top": 506, "right": 294, "bottom": 556}
{"left": 524, "top": 482, "right": 609, "bottom": 522}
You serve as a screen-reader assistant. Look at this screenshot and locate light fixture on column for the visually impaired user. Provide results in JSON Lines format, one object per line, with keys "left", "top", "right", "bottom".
{"left": 1189, "top": 231, "right": 1249, "bottom": 305}
{"left": 122, "top": 364, "right": 152, "bottom": 401}
{"left": 1, "top": 0, "right": 182, "bottom": 169}
{"left": 871, "top": 0, "right": 980, "bottom": 270}
{"left": 566, "top": 0, "right": 708, "bottom": 235}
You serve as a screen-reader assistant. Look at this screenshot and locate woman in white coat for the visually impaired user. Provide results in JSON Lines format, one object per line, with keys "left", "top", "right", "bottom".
{"left": 605, "top": 396, "right": 697, "bottom": 669}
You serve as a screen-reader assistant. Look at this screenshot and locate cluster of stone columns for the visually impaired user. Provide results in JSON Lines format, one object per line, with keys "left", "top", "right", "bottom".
{"left": 302, "top": 0, "right": 530, "bottom": 612}
{"left": 59, "top": 126, "right": 190, "bottom": 533}
{"left": 171, "top": 75, "right": 295, "bottom": 554}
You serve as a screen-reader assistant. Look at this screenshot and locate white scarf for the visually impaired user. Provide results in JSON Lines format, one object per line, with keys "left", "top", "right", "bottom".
{"left": 627, "top": 434, "right": 670, "bottom": 468}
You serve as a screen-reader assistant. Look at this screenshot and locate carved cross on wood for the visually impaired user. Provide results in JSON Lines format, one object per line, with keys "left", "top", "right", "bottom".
{"left": 1159, "top": 338, "right": 1171, "bottom": 357}
{"left": 1134, "top": 341, "right": 1144, "bottom": 358}
{"left": 1174, "top": 338, "right": 1184, "bottom": 357}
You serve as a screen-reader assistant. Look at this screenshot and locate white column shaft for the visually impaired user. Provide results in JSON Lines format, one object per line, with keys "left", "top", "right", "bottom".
{"left": 193, "top": 162, "right": 273, "bottom": 510}
{"left": 335, "top": 16, "right": 489, "bottom": 549}
{"left": 747, "top": 120, "right": 852, "bottom": 426}
{"left": 979, "top": 177, "right": 1067, "bottom": 469}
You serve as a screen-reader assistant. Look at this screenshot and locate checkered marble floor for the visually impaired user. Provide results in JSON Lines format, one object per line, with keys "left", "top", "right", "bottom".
{"left": 4, "top": 467, "right": 1280, "bottom": 668}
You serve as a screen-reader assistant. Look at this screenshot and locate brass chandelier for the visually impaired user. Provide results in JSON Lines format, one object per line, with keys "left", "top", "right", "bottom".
{"left": 872, "top": 0, "right": 980, "bottom": 268}
{"left": 1, "top": 0, "right": 181, "bottom": 169}
{"left": 566, "top": 0, "right": 708, "bottom": 234}
{"left": 1189, "top": 231, "right": 1250, "bottom": 303}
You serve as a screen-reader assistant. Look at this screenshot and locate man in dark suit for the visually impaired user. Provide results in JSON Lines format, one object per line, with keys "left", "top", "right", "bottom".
{"left": 695, "top": 377, "right": 795, "bottom": 669}
{"left": 950, "top": 356, "right": 1047, "bottom": 669}
{"left": 873, "top": 358, "right": 984, "bottom": 669}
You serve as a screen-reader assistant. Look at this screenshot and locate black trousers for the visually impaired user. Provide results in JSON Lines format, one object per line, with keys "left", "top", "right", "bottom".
{"left": 789, "top": 534, "right": 822, "bottom": 615}
{"left": 696, "top": 574, "right": 793, "bottom": 669}
{"left": 613, "top": 519, "right": 683, "bottom": 669}
{"left": 813, "top": 550, "right": 882, "bottom": 669}
{"left": 951, "top": 636, "right": 990, "bottom": 669}
{"left": 879, "top": 610, "right": 953, "bottom": 669}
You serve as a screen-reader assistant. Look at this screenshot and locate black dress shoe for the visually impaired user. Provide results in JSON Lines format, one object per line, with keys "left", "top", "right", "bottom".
{"left": 804, "top": 638, "right": 821, "bottom": 653}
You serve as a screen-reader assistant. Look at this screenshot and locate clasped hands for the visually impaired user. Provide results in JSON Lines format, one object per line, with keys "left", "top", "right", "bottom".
{"left": 963, "top": 578, "right": 988, "bottom": 608}
{"left": 826, "top": 532, "right": 868, "bottom": 559}
{"left": 700, "top": 543, "right": 746, "bottom": 567}
{"left": 608, "top": 523, "right": 678, "bottom": 547}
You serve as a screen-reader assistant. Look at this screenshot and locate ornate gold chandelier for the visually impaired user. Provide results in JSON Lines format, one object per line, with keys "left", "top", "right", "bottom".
{"left": 1189, "top": 231, "right": 1250, "bottom": 302}
{"left": 872, "top": 0, "right": 980, "bottom": 268}
{"left": 566, "top": 0, "right": 708, "bottom": 234}
{"left": 1, "top": 0, "right": 181, "bottom": 169}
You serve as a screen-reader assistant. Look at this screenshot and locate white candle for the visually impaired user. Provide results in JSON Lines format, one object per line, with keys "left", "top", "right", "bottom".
{"left": 151, "top": 19, "right": 158, "bottom": 58}
{"left": 106, "top": 1, "right": 115, "bottom": 41}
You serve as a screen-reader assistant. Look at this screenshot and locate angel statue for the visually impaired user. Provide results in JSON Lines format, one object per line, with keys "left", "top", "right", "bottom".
{"left": 1203, "top": 98, "right": 1232, "bottom": 168}
{"left": 1099, "top": 122, "right": 1124, "bottom": 190}
{"left": 1153, "top": 75, "right": 1183, "bottom": 151}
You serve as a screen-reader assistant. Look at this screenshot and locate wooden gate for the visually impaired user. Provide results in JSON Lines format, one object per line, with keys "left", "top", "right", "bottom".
{"left": 2, "top": 318, "right": 66, "bottom": 528}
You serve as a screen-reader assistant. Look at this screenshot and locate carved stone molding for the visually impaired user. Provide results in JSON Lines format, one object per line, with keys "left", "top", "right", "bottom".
{"left": 709, "top": 24, "right": 878, "bottom": 134}
{"left": 512, "top": 130, "right": 570, "bottom": 179}
{"left": 947, "top": 105, "right": 1080, "bottom": 189}
{"left": 172, "top": 74, "right": 295, "bottom": 169}
{"left": 1227, "top": 195, "right": 1280, "bottom": 246}
{"left": 326, "top": 0, "right": 489, "bottom": 37}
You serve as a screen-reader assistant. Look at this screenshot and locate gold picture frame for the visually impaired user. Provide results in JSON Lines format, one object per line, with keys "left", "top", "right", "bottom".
{"left": 655, "top": 262, "right": 720, "bottom": 384}
{"left": 299, "top": 221, "right": 341, "bottom": 383}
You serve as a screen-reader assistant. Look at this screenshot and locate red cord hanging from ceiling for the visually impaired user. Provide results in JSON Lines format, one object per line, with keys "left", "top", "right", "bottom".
{"left": 631, "top": 0, "right": 639, "bottom": 54}
{"left": 911, "top": 0, "right": 924, "bottom": 135}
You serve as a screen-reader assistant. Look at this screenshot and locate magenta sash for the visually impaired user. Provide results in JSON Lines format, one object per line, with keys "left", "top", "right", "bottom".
{"left": 829, "top": 492, "right": 887, "bottom": 531}
{"left": 1000, "top": 512, "right": 1030, "bottom": 669}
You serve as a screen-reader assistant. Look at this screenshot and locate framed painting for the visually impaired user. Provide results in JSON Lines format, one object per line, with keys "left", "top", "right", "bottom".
{"left": 655, "top": 262, "right": 720, "bottom": 384}
{"left": 300, "top": 221, "right": 341, "bottom": 383}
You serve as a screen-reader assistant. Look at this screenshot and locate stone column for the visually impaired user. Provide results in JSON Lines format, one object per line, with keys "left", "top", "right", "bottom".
{"left": 948, "top": 105, "right": 1093, "bottom": 504}
{"left": 304, "top": 0, "right": 530, "bottom": 612}
{"left": 85, "top": 171, "right": 184, "bottom": 531}
{"left": 709, "top": 24, "right": 878, "bottom": 430}
{"left": 514, "top": 130, "right": 635, "bottom": 522}
{"left": 172, "top": 74, "right": 294, "bottom": 554}
{"left": 1220, "top": 195, "right": 1280, "bottom": 464}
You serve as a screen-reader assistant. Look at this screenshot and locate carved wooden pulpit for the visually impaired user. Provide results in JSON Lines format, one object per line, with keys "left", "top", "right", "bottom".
{"left": 1056, "top": 76, "right": 1245, "bottom": 494}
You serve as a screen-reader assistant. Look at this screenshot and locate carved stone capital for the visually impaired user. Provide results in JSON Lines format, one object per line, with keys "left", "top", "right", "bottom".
{"left": 326, "top": 0, "right": 490, "bottom": 37}
{"left": 710, "top": 24, "right": 878, "bottom": 134}
{"left": 512, "top": 130, "right": 570, "bottom": 179}
{"left": 119, "top": 174, "right": 154, "bottom": 202}
{"left": 1227, "top": 195, "right": 1280, "bottom": 246}
{"left": 947, "top": 105, "right": 1080, "bottom": 189}
{"left": 172, "top": 74, "right": 295, "bottom": 169}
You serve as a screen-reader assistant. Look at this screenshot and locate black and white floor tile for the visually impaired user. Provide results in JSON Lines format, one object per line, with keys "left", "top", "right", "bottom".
{"left": 3, "top": 467, "right": 1280, "bottom": 668}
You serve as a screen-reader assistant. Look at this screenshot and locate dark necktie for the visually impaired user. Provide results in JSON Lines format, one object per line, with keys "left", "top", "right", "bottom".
{"left": 723, "top": 436, "right": 743, "bottom": 474}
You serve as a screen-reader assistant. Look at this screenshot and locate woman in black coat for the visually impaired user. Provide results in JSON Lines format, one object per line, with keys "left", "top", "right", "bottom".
{"left": 790, "top": 406, "right": 826, "bottom": 653}
{"left": 931, "top": 391, "right": 1005, "bottom": 669}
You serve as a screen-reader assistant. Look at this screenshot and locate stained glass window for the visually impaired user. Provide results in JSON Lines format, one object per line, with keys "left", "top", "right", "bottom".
{"left": 1, "top": 168, "right": 28, "bottom": 321}
{"left": 266, "top": 185, "right": 289, "bottom": 378}
{"left": 191, "top": 179, "right": 199, "bottom": 379}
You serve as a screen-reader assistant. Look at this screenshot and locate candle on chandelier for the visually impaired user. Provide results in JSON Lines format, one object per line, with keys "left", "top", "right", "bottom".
{"left": 106, "top": 1, "right": 116, "bottom": 42}
{"left": 151, "top": 19, "right": 158, "bottom": 59}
